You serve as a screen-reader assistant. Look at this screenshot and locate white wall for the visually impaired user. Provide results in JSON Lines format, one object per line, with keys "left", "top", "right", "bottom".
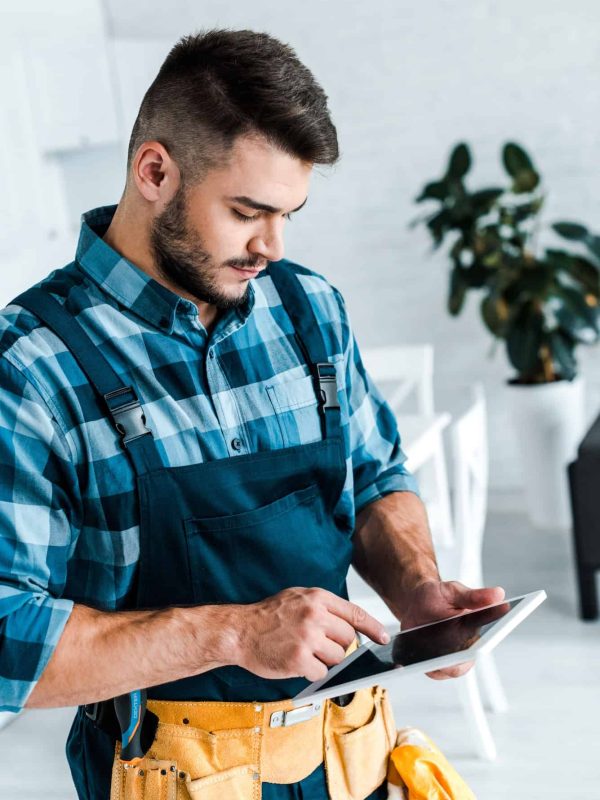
{"left": 3, "top": 0, "right": 600, "bottom": 491}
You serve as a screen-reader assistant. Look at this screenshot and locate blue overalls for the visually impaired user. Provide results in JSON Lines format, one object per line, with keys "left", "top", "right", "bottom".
{"left": 15, "top": 263, "right": 389, "bottom": 800}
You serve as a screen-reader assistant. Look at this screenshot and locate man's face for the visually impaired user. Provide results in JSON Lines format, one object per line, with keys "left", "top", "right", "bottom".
{"left": 150, "top": 134, "right": 312, "bottom": 310}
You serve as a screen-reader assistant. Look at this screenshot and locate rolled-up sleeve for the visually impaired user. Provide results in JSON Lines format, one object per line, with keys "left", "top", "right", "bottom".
{"left": 0, "top": 356, "right": 78, "bottom": 711}
{"left": 333, "top": 289, "right": 420, "bottom": 513}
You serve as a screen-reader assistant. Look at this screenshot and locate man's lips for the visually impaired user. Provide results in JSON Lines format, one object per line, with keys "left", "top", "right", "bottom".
{"left": 229, "top": 263, "right": 267, "bottom": 276}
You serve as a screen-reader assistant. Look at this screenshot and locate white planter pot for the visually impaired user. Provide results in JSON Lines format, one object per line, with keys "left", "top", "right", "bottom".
{"left": 507, "top": 376, "right": 586, "bottom": 529}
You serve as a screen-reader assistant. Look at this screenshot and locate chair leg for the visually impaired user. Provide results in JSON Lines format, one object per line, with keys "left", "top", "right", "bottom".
{"left": 457, "top": 670, "right": 497, "bottom": 761}
{"left": 477, "top": 652, "right": 508, "bottom": 713}
{"left": 431, "top": 432, "right": 454, "bottom": 547}
{"left": 576, "top": 563, "right": 598, "bottom": 621}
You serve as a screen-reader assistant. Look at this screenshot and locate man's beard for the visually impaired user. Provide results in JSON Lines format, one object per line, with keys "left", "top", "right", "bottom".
{"left": 150, "top": 188, "right": 258, "bottom": 310}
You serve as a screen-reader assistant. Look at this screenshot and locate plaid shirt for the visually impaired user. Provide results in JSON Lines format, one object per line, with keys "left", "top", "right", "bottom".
{"left": 0, "top": 205, "right": 418, "bottom": 712}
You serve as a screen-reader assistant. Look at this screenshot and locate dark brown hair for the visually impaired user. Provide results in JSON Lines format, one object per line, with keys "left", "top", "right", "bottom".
{"left": 127, "top": 28, "right": 339, "bottom": 185}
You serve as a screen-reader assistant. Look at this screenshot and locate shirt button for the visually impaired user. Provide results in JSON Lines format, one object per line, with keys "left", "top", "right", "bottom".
{"left": 209, "top": 350, "right": 215, "bottom": 359}
{"left": 231, "top": 438, "right": 242, "bottom": 451}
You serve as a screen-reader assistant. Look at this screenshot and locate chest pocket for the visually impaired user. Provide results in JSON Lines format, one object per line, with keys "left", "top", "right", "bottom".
{"left": 266, "top": 373, "right": 321, "bottom": 448}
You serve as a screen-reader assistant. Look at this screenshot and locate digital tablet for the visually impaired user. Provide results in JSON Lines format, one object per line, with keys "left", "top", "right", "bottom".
{"left": 293, "top": 590, "right": 546, "bottom": 705}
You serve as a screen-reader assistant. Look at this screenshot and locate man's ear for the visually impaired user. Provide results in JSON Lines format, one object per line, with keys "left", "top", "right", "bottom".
{"left": 130, "top": 141, "right": 181, "bottom": 204}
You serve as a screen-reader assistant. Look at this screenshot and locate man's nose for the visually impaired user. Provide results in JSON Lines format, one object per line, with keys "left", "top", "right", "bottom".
{"left": 248, "top": 225, "right": 285, "bottom": 263}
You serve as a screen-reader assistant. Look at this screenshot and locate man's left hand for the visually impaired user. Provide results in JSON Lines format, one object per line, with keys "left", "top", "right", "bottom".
{"left": 399, "top": 580, "right": 505, "bottom": 680}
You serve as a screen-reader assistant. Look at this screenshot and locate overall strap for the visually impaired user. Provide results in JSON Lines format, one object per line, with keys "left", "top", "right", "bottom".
{"left": 267, "top": 263, "right": 341, "bottom": 440}
{"left": 12, "top": 287, "right": 162, "bottom": 476}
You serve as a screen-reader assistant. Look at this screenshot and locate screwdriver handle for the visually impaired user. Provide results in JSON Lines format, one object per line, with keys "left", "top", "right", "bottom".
{"left": 114, "top": 689, "right": 147, "bottom": 764}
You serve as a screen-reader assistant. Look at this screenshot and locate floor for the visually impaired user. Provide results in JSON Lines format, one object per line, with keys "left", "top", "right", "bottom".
{"left": 1, "top": 506, "right": 599, "bottom": 799}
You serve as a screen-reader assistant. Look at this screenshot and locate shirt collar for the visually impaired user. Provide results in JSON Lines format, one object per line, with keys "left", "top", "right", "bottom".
{"left": 75, "top": 204, "right": 255, "bottom": 332}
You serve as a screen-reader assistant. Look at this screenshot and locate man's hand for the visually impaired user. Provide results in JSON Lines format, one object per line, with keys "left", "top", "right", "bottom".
{"left": 400, "top": 580, "right": 506, "bottom": 680}
{"left": 233, "top": 586, "right": 390, "bottom": 682}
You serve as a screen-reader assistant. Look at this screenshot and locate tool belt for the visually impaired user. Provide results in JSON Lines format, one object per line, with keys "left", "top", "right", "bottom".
{"left": 106, "top": 686, "right": 397, "bottom": 800}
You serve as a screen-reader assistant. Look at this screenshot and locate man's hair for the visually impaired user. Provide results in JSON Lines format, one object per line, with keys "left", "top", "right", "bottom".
{"left": 127, "top": 28, "right": 339, "bottom": 185}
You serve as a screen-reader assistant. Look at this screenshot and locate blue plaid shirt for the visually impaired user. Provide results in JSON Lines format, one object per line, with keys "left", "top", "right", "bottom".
{"left": 0, "top": 205, "right": 418, "bottom": 712}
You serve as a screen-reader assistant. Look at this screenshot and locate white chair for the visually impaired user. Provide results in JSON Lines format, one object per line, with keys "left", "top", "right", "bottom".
{"left": 360, "top": 344, "right": 435, "bottom": 416}
{"left": 348, "top": 344, "right": 454, "bottom": 627}
{"left": 361, "top": 344, "right": 454, "bottom": 547}
{"left": 437, "top": 384, "right": 508, "bottom": 761}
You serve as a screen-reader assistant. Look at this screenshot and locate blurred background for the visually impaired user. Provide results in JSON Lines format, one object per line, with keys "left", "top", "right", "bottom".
{"left": 1, "top": 1, "right": 599, "bottom": 797}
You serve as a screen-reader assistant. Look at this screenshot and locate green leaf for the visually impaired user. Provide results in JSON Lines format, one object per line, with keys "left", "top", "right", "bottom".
{"left": 448, "top": 202, "right": 477, "bottom": 231}
{"left": 463, "top": 262, "right": 491, "bottom": 288}
{"left": 447, "top": 143, "right": 472, "bottom": 180}
{"left": 545, "top": 249, "right": 600, "bottom": 297}
{"left": 551, "top": 223, "right": 600, "bottom": 263}
{"left": 407, "top": 211, "right": 433, "bottom": 230}
{"left": 506, "top": 303, "right": 544, "bottom": 374}
{"left": 427, "top": 208, "right": 452, "bottom": 247}
{"left": 481, "top": 294, "right": 508, "bottom": 336}
{"left": 570, "top": 259, "right": 600, "bottom": 297}
{"left": 513, "top": 169, "right": 540, "bottom": 194}
{"left": 416, "top": 180, "right": 448, "bottom": 203}
{"left": 512, "top": 199, "right": 543, "bottom": 223}
{"left": 544, "top": 248, "right": 574, "bottom": 273}
{"left": 550, "top": 285, "right": 600, "bottom": 343}
{"left": 502, "top": 142, "right": 540, "bottom": 193}
{"left": 552, "top": 222, "right": 589, "bottom": 241}
{"left": 470, "top": 188, "right": 504, "bottom": 214}
{"left": 426, "top": 209, "right": 452, "bottom": 245}
{"left": 549, "top": 331, "right": 577, "bottom": 380}
{"left": 502, "top": 142, "right": 535, "bottom": 177}
{"left": 517, "top": 266, "right": 553, "bottom": 297}
{"left": 583, "top": 235, "right": 600, "bottom": 263}
{"left": 448, "top": 265, "right": 468, "bottom": 315}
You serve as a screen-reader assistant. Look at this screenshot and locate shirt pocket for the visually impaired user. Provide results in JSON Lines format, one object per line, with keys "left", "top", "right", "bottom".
{"left": 266, "top": 353, "right": 347, "bottom": 449}
{"left": 265, "top": 373, "right": 321, "bottom": 448}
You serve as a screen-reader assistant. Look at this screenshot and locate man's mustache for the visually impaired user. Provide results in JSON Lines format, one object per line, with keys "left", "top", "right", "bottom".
{"left": 224, "top": 258, "right": 268, "bottom": 269}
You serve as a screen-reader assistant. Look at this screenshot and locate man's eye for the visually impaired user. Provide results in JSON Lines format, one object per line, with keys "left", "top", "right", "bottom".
{"left": 232, "top": 209, "right": 258, "bottom": 222}
{"left": 233, "top": 209, "right": 294, "bottom": 223}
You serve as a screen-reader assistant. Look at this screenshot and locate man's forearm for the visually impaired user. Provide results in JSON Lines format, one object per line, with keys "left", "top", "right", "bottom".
{"left": 352, "top": 491, "right": 440, "bottom": 620}
{"left": 26, "top": 602, "right": 240, "bottom": 709}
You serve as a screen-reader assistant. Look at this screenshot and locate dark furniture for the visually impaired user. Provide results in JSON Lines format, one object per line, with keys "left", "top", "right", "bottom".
{"left": 568, "top": 413, "right": 600, "bottom": 620}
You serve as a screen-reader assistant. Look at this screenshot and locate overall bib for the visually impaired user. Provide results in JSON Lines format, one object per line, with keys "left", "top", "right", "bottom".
{"left": 15, "top": 264, "right": 394, "bottom": 800}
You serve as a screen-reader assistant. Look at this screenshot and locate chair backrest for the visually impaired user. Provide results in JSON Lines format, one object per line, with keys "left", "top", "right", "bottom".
{"left": 360, "top": 344, "right": 435, "bottom": 415}
{"left": 450, "top": 383, "right": 488, "bottom": 586}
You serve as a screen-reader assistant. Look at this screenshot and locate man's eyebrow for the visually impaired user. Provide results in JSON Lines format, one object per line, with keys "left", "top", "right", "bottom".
{"left": 226, "top": 195, "right": 308, "bottom": 214}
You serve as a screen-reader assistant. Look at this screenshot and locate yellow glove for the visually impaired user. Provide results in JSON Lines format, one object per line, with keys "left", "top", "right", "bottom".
{"left": 387, "top": 728, "right": 476, "bottom": 800}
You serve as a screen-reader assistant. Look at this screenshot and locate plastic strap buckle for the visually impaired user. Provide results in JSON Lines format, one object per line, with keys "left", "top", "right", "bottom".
{"left": 84, "top": 702, "right": 100, "bottom": 723}
{"left": 104, "top": 386, "right": 153, "bottom": 445}
{"left": 314, "top": 363, "right": 340, "bottom": 410}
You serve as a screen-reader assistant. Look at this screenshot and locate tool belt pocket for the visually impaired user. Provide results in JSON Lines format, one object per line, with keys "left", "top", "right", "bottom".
{"left": 109, "top": 725, "right": 258, "bottom": 800}
{"left": 324, "top": 685, "right": 396, "bottom": 800}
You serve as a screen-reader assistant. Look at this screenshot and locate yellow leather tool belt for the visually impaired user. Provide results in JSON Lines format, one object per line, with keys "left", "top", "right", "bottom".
{"left": 109, "top": 685, "right": 397, "bottom": 800}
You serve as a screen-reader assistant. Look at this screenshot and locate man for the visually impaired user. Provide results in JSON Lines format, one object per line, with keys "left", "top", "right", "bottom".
{"left": 0, "top": 29, "right": 503, "bottom": 800}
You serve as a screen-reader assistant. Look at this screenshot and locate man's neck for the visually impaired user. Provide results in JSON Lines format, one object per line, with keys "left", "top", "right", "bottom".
{"left": 102, "top": 201, "right": 219, "bottom": 332}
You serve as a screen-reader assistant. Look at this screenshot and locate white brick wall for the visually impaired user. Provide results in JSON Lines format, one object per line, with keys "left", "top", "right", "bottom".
{"left": 6, "top": 0, "right": 600, "bottom": 489}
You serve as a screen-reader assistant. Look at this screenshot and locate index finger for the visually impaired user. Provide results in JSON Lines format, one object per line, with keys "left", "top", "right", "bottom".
{"left": 325, "top": 593, "right": 390, "bottom": 644}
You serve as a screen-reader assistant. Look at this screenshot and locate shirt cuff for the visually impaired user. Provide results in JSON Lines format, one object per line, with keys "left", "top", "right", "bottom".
{"left": 0, "top": 594, "right": 74, "bottom": 712}
{"left": 354, "top": 466, "right": 421, "bottom": 516}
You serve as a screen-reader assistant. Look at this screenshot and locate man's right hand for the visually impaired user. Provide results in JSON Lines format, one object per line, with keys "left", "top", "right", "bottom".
{"left": 232, "top": 586, "right": 390, "bottom": 683}
{"left": 26, "top": 590, "right": 388, "bottom": 708}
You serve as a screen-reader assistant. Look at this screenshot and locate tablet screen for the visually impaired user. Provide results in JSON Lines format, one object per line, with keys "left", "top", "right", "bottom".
{"left": 314, "top": 596, "right": 519, "bottom": 692}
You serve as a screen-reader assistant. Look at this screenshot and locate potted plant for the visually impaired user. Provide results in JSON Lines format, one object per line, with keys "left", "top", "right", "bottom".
{"left": 413, "top": 142, "right": 600, "bottom": 527}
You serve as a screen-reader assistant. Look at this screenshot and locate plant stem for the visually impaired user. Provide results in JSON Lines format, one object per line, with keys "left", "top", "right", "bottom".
{"left": 540, "top": 344, "right": 555, "bottom": 382}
